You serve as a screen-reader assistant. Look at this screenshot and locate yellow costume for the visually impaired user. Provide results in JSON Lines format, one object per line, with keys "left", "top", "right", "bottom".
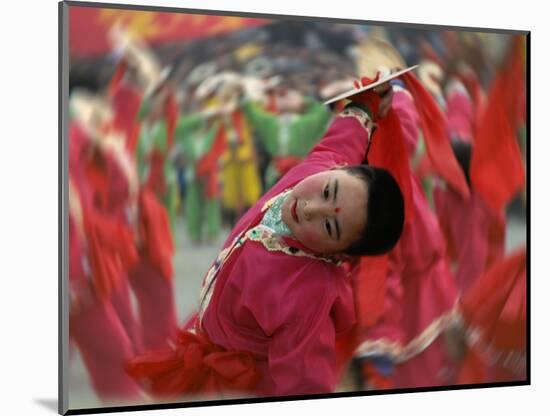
{"left": 219, "top": 110, "right": 262, "bottom": 216}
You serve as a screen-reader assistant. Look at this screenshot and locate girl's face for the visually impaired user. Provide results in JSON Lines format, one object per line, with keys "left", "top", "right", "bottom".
{"left": 281, "top": 169, "right": 368, "bottom": 255}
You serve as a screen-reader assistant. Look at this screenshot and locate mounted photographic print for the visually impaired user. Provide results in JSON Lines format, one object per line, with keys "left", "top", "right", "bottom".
{"left": 59, "top": 1, "right": 529, "bottom": 414}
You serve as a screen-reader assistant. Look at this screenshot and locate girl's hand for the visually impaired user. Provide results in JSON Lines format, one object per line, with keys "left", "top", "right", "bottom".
{"left": 373, "top": 82, "right": 394, "bottom": 120}
{"left": 348, "top": 72, "right": 395, "bottom": 121}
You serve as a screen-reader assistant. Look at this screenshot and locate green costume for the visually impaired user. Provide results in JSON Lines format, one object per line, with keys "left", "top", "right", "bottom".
{"left": 174, "top": 115, "right": 223, "bottom": 243}
{"left": 242, "top": 98, "right": 331, "bottom": 187}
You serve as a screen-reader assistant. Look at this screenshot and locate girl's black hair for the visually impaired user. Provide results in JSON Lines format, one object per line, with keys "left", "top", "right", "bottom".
{"left": 342, "top": 165, "right": 405, "bottom": 256}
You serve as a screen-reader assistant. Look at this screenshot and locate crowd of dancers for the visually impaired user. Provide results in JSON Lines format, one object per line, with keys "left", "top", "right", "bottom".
{"left": 67, "top": 23, "right": 527, "bottom": 405}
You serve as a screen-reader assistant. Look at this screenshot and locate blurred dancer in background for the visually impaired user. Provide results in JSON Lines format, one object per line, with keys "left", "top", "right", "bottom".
{"left": 196, "top": 72, "right": 263, "bottom": 227}
{"left": 66, "top": 12, "right": 527, "bottom": 403}
{"left": 68, "top": 91, "right": 143, "bottom": 401}
{"left": 455, "top": 245, "right": 526, "bottom": 384}
{"left": 109, "top": 28, "right": 179, "bottom": 352}
{"left": 136, "top": 73, "right": 180, "bottom": 232}
{"left": 348, "top": 35, "right": 526, "bottom": 390}
{"left": 173, "top": 97, "right": 226, "bottom": 244}
{"left": 433, "top": 36, "right": 525, "bottom": 295}
{"left": 242, "top": 81, "right": 331, "bottom": 187}
{"left": 445, "top": 36, "right": 527, "bottom": 384}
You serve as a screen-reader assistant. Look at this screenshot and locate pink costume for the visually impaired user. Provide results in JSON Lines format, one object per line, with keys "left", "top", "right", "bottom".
{"left": 128, "top": 107, "right": 378, "bottom": 398}
{"left": 354, "top": 89, "right": 460, "bottom": 389}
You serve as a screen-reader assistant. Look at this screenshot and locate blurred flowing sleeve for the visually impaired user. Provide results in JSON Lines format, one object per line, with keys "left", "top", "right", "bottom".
{"left": 174, "top": 113, "right": 207, "bottom": 140}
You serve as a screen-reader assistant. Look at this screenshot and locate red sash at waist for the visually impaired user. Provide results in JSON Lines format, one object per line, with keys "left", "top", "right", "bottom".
{"left": 127, "top": 328, "right": 259, "bottom": 398}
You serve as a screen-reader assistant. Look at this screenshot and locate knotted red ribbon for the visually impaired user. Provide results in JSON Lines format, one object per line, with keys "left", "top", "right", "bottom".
{"left": 127, "top": 329, "right": 259, "bottom": 397}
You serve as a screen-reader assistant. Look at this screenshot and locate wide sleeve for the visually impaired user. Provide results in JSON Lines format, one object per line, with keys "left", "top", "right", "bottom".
{"left": 306, "top": 110, "right": 375, "bottom": 167}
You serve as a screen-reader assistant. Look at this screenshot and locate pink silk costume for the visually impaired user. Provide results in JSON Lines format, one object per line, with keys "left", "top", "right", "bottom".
{"left": 354, "top": 90, "right": 460, "bottom": 389}
{"left": 127, "top": 107, "right": 378, "bottom": 398}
